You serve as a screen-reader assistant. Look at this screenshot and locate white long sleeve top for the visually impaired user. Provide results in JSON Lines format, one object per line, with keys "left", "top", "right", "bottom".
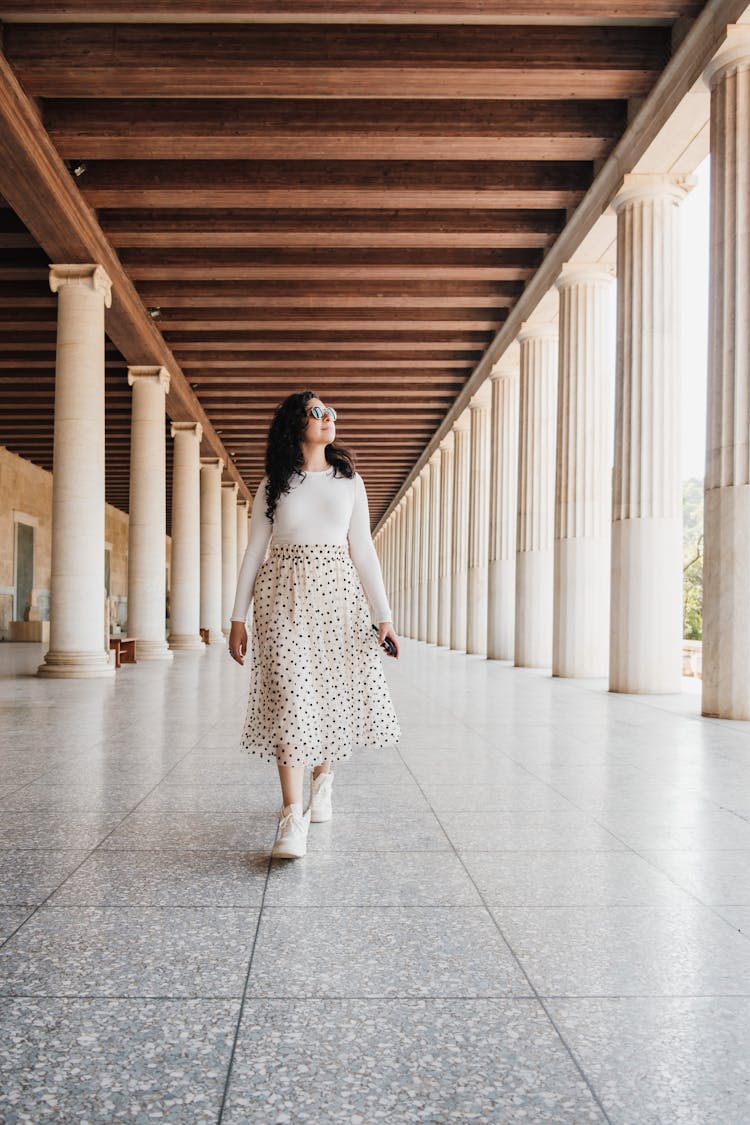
{"left": 230, "top": 467, "right": 393, "bottom": 625}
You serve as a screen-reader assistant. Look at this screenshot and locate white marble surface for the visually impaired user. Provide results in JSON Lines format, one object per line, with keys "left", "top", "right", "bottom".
{"left": 1, "top": 639, "right": 749, "bottom": 1123}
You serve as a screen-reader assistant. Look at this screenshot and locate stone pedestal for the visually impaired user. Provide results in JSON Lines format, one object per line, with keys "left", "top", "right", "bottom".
{"left": 609, "top": 174, "right": 690, "bottom": 694}
{"left": 221, "top": 481, "right": 238, "bottom": 636}
{"left": 126, "top": 366, "right": 172, "bottom": 661}
{"left": 437, "top": 433, "right": 454, "bottom": 647}
{"left": 703, "top": 29, "right": 750, "bottom": 718}
{"left": 168, "top": 422, "right": 203, "bottom": 651}
{"left": 487, "top": 347, "right": 520, "bottom": 662}
{"left": 200, "top": 456, "right": 224, "bottom": 639}
{"left": 450, "top": 410, "right": 471, "bottom": 652}
{"left": 38, "top": 264, "right": 114, "bottom": 679}
{"left": 467, "top": 384, "right": 491, "bottom": 656}
{"left": 553, "top": 264, "right": 614, "bottom": 678}
{"left": 515, "top": 324, "right": 558, "bottom": 669}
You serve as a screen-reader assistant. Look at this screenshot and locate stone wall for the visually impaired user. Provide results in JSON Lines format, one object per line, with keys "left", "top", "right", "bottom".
{"left": 0, "top": 446, "right": 171, "bottom": 640}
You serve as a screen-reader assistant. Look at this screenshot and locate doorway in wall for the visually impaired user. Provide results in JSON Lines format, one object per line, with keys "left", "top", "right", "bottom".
{"left": 15, "top": 521, "right": 34, "bottom": 620}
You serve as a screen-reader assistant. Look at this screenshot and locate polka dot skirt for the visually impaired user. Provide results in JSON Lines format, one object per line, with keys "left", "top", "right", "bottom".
{"left": 241, "top": 544, "right": 401, "bottom": 768}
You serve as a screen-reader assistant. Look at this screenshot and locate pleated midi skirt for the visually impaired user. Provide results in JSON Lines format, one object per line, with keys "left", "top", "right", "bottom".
{"left": 241, "top": 544, "right": 401, "bottom": 768}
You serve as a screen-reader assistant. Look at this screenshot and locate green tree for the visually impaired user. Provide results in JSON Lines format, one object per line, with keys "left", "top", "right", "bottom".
{"left": 683, "top": 478, "right": 704, "bottom": 640}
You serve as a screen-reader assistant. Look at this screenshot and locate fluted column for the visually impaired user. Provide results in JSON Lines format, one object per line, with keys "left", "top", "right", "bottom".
{"left": 221, "top": 481, "right": 238, "bottom": 635}
{"left": 437, "top": 433, "right": 454, "bottom": 647}
{"left": 450, "top": 410, "right": 472, "bottom": 652}
{"left": 200, "top": 456, "right": 224, "bottom": 639}
{"left": 417, "top": 466, "right": 430, "bottom": 641}
{"left": 236, "top": 499, "right": 249, "bottom": 577}
{"left": 703, "top": 29, "right": 750, "bottom": 718}
{"left": 515, "top": 323, "right": 558, "bottom": 668}
{"left": 403, "top": 491, "right": 414, "bottom": 637}
{"left": 610, "top": 174, "right": 691, "bottom": 693}
{"left": 38, "top": 264, "right": 114, "bottom": 679}
{"left": 393, "top": 502, "right": 402, "bottom": 633}
{"left": 553, "top": 264, "right": 615, "bottom": 678}
{"left": 168, "top": 422, "right": 203, "bottom": 651}
{"left": 467, "top": 383, "right": 492, "bottom": 656}
{"left": 487, "top": 346, "right": 520, "bottom": 662}
{"left": 409, "top": 477, "right": 421, "bottom": 639}
{"left": 426, "top": 451, "right": 441, "bottom": 645}
{"left": 124, "top": 366, "right": 172, "bottom": 661}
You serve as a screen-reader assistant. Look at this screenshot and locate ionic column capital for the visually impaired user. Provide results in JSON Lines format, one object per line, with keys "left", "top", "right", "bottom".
{"left": 222, "top": 480, "right": 238, "bottom": 495}
{"left": 127, "top": 365, "right": 170, "bottom": 393}
{"left": 171, "top": 420, "right": 202, "bottom": 443}
{"left": 200, "top": 455, "right": 225, "bottom": 470}
{"left": 49, "top": 263, "right": 112, "bottom": 308}
{"left": 518, "top": 321, "right": 558, "bottom": 345}
{"left": 612, "top": 172, "right": 694, "bottom": 212}
{"left": 704, "top": 24, "right": 750, "bottom": 88}
{"left": 237, "top": 497, "right": 248, "bottom": 511}
{"left": 490, "top": 342, "right": 520, "bottom": 380}
{"left": 452, "top": 408, "right": 471, "bottom": 433}
{"left": 439, "top": 431, "right": 455, "bottom": 453}
{"left": 428, "top": 448, "right": 441, "bottom": 467}
{"left": 556, "top": 261, "right": 615, "bottom": 291}
{"left": 469, "top": 382, "right": 492, "bottom": 410}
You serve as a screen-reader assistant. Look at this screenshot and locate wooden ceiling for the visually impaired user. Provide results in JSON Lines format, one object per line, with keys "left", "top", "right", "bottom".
{"left": 0, "top": 2, "right": 701, "bottom": 522}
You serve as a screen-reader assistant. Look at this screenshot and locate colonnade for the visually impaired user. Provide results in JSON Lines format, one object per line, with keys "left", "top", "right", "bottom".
{"left": 374, "top": 28, "right": 750, "bottom": 721}
{"left": 36, "top": 266, "right": 251, "bottom": 677}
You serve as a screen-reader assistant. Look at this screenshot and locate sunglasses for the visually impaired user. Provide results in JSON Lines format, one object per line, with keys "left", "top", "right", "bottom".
{"left": 307, "top": 405, "right": 337, "bottom": 421}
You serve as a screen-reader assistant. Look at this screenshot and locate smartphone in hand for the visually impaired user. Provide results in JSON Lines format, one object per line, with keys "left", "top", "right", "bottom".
{"left": 372, "top": 625, "right": 397, "bottom": 657}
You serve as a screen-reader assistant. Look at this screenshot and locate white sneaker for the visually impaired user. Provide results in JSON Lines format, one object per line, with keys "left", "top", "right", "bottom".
{"left": 308, "top": 771, "right": 334, "bottom": 823}
{"left": 272, "top": 803, "right": 311, "bottom": 859}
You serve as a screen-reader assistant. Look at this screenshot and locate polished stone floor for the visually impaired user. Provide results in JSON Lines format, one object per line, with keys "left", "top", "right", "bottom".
{"left": 0, "top": 640, "right": 749, "bottom": 1123}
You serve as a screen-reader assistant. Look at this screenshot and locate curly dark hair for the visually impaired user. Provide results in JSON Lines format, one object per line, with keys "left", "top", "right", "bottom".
{"left": 264, "top": 390, "right": 356, "bottom": 521}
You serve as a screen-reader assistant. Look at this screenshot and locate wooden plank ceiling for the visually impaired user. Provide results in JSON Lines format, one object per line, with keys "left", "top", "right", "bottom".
{"left": 0, "top": 1, "right": 700, "bottom": 523}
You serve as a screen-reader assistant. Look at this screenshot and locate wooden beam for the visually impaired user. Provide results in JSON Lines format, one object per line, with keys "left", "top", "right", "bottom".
{"left": 46, "top": 98, "right": 626, "bottom": 162}
{"left": 101, "top": 208, "right": 565, "bottom": 250}
{"left": 0, "top": 2, "right": 702, "bottom": 24}
{"left": 135, "top": 279, "right": 524, "bottom": 306}
{"left": 5, "top": 24, "right": 670, "bottom": 99}
{"left": 76, "top": 160, "right": 590, "bottom": 210}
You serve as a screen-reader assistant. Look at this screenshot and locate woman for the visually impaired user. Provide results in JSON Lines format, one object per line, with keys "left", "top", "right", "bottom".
{"left": 228, "top": 391, "right": 401, "bottom": 860}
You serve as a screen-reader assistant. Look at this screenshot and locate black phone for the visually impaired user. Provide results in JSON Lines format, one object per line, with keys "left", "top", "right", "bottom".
{"left": 372, "top": 625, "right": 397, "bottom": 657}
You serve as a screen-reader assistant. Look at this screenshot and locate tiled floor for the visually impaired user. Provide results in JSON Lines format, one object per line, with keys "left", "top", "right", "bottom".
{"left": 0, "top": 640, "right": 749, "bottom": 1123}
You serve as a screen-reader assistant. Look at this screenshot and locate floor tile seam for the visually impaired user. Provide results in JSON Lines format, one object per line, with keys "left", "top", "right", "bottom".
{"left": 216, "top": 841, "right": 278, "bottom": 1125}
{"left": 0, "top": 991, "right": 541, "bottom": 1001}
{"left": 393, "top": 747, "right": 615, "bottom": 1125}
{"left": 0, "top": 737, "right": 268, "bottom": 952}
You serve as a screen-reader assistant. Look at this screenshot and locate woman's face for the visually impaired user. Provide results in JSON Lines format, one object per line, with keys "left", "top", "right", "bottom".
{"left": 304, "top": 397, "right": 336, "bottom": 445}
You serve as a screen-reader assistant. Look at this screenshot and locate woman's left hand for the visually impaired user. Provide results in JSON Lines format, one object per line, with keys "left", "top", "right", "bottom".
{"left": 378, "top": 622, "right": 399, "bottom": 659}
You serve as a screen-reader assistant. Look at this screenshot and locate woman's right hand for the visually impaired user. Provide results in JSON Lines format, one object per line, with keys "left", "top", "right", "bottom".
{"left": 228, "top": 621, "right": 248, "bottom": 665}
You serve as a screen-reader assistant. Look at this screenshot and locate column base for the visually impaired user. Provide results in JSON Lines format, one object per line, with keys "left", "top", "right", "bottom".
{"left": 515, "top": 549, "right": 553, "bottom": 669}
{"left": 135, "top": 640, "right": 174, "bottom": 661}
{"left": 168, "top": 633, "right": 205, "bottom": 652}
{"left": 37, "top": 650, "right": 115, "bottom": 679}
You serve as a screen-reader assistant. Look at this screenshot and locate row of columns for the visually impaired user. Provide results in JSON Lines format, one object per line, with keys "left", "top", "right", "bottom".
{"left": 37, "top": 264, "right": 251, "bottom": 677}
{"left": 375, "top": 25, "right": 750, "bottom": 720}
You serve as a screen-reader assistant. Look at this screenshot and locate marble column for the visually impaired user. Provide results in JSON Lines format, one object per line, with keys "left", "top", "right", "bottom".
{"left": 515, "top": 323, "right": 558, "bottom": 668}
{"left": 38, "top": 264, "right": 114, "bottom": 679}
{"left": 437, "top": 433, "right": 454, "bottom": 647}
{"left": 403, "top": 491, "right": 414, "bottom": 637}
{"left": 703, "top": 29, "right": 750, "bottom": 718}
{"left": 426, "top": 451, "right": 441, "bottom": 645}
{"left": 236, "top": 499, "right": 249, "bottom": 577}
{"left": 553, "top": 264, "right": 615, "bottom": 678}
{"left": 168, "top": 422, "right": 203, "bottom": 651}
{"left": 418, "top": 465, "right": 431, "bottom": 642}
{"left": 200, "top": 456, "right": 224, "bottom": 639}
{"left": 410, "top": 477, "right": 421, "bottom": 640}
{"left": 487, "top": 346, "right": 520, "bottom": 662}
{"left": 125, "top": 366, "right": 172, "bottom": 661}
{"left": 610, "top": 174, "right": 690, "bottom": 694}
{"left": 467, "top": 383, "right": 492, "bottom": 656}
{"left": 221, "top": 481, "right": 238, "bottom": 635}
{"left": 450, "top": 410, "right": 472, "bottom": 652}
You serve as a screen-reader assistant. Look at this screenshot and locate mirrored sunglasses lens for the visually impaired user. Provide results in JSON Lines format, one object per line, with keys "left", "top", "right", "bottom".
{"left": 327, "top": 407, "right": 337, "bottom": 421}
{"left": 310, "top": 406, "right": 324, "bottom": 419}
